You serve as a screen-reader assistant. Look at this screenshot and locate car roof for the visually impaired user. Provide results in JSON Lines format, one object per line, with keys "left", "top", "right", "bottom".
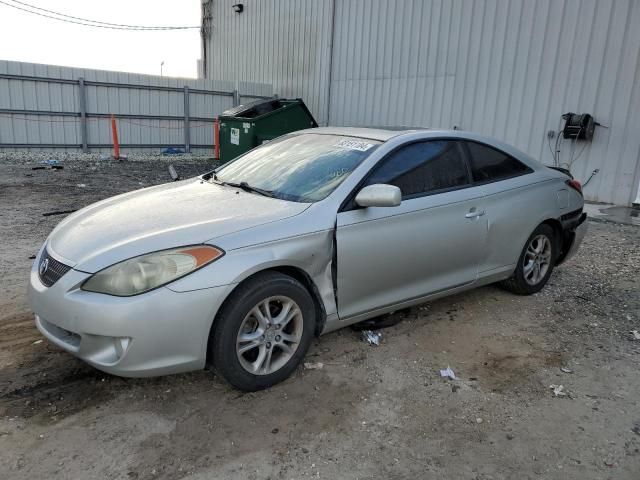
{"left": 294, "top": 127, "right": 542, "bottom": 169}
{"left": 297, "top": 126, "right": 425, "bottom": 142}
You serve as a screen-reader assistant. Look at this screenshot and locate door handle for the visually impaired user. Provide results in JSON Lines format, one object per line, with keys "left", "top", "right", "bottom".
{"left": 465, "top": 209, "right": 486, "bottom": 218}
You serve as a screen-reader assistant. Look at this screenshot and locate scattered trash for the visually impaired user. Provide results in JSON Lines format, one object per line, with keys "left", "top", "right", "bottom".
{"left": 119, "top": 154, "right": 128, "bottom": 160}
{"left": 476, "top": 417, "right": 483, "bottom": 424}
{"left": 271, "top": 428, "right": 279, "bottom": 434}
{"left": 630, "top": 330, "right": 640, "bottom": 340}
{"left": 32, "top": 340, "right": 43, "bottom": 345}
{"left": 168, "top": 164, "right": 180, "bottom": 181}
{"left": 440, "top": 366, "right": 456, "bottom": 380}
{"left": 304, "top": 362, "right": 324, "bottom": 370}
{"left": 41, "top": 159, "right": 59, "bottom": 166}
{"left": 31, "top": 166, "right": 46, "bottom": 170}
{"left": 603, "top": 460, "right": 616, "bottom": 468}
{"left": 350, "top": 313, "right": 405, "bottom": 331}
{"left": 549, "top": 384, "right": 566, "bottom": 397}
{"left": 361, "top": 330, "right": 381, "bottom": 346}
{"left": 28, "top": 255, "right": 36, "bottom": 259}
{"left": 161, "top": 147, "right": 185, "bottom": 155}
{"left": 42, "top": 209, "right": 77, "bottom": 217}
{"left": 51, "top": 165, "right": 64, "bottom": 170}
{"left": 76, "top": 183, "right": 86, "bottom": 188}
{"left": 560, "top": 367, "right": 574, "bottom": 374}
{"left": 98, "top": 154, "right": 110, "bottom": 161}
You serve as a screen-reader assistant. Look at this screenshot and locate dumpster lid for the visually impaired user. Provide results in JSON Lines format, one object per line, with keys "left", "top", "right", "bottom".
{"left": 222, "top": 98, "right": 282, "bottom": 118}
{"left": 221, "top": 98, "right": 318, "bottom": 126}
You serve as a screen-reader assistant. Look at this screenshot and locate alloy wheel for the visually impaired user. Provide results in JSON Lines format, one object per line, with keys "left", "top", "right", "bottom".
{"left": 236, "top": 296, "right": 303, "bottom": 375}
{"left": 523, "top": 234, "right": 552, "bottom": 285}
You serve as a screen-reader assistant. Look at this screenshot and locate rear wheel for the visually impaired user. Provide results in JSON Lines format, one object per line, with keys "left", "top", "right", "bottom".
{"left": 210, "top": 272, "right": 315, "bottom": 391}
{"left": 500, "top": 224, "right": 557, "bottom": 295}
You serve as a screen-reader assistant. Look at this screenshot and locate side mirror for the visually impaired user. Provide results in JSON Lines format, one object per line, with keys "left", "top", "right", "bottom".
{"left": 355, "top": 184, "right": 402, "bottom": 208}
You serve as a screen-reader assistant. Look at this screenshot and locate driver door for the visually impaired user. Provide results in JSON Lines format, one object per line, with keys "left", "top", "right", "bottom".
{"left": 336, "top": 140, "right": 487, "bottom": 320}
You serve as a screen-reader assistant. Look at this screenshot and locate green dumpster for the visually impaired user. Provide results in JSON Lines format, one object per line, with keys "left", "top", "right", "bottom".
{"left": 218, "top": 98, "right": 318, "bottom": 163}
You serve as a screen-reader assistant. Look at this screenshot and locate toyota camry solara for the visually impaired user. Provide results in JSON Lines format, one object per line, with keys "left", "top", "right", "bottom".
{"left": 29, "top": 127, "right": 587, "bottom": 390}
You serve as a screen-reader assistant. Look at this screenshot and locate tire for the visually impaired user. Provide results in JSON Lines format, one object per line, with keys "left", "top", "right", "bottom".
{"left": 210, "top": 271, "right": 316, "bottom": 391}
{"left": 500, "top": 223, "right": 557, "bottom": 295}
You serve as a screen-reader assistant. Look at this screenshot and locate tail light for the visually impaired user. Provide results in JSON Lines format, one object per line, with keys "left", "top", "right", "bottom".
{"left": 566, "top": 179, "right": 583, "bottom": 195}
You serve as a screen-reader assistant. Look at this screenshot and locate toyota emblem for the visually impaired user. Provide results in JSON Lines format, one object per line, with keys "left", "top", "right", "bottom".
{"left": 39, "top": 258, "right": 49, "bottom": 276}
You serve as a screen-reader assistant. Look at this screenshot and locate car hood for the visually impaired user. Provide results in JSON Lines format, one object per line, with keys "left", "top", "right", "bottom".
{"left": 48, "top": 179, "right": 310, "bottom": 273}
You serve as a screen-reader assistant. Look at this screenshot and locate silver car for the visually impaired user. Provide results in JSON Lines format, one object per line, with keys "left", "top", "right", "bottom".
{"left": 29, "top": 128, "right": 587, "bottom": 390}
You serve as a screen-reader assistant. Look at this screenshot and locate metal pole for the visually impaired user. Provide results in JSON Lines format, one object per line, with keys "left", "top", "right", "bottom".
{"left": 325, "top": 0, "right": 337, "bottom": 126}
{"left": 184, "top": 85, "right": 191, "bottom": 153}
{"left": 78, "top": 77, "right": 88, "bottom": 153}
{"left": 233, "top": 89, "right": 240, "bottom": 107}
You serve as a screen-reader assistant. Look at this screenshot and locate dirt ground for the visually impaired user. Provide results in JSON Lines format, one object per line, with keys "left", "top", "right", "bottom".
{"left": 1, "top": 157, "right": 639, "bottom": 480}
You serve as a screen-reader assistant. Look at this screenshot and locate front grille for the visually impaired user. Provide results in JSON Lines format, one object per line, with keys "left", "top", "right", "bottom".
{"left": 38, "top": 250, "right": 72, "bottom": 287}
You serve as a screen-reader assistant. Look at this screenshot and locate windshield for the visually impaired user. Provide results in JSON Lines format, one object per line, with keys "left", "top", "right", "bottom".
{"left": 215, "top": 133, "right": 381, "bottom": 202}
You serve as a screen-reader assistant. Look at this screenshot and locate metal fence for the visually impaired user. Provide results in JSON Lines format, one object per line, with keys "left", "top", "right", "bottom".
{"left": 0, "top": 60, "right": 274, "bottom": 154}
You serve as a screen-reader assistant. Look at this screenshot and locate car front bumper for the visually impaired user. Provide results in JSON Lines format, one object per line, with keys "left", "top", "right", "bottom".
{"left": 28, "top": 253, "right": 235, "bottom": 377}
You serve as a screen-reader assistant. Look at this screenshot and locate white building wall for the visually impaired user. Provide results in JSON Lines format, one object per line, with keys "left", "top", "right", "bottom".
{"left": 206, "top": 0, "right": 640, "bottom": 206}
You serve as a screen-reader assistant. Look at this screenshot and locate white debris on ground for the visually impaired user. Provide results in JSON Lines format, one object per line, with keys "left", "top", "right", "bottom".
{"left": 440, "top": 366, "right": 456, "bottom": 380}
{"left": 361, "top": 330, "right": 381, "bottom": 346}
{"left": 303, "top": 362, "right": 324, "bottom": 370}
{"left": 549, "top": 384, "right": 567, "bottom": 397}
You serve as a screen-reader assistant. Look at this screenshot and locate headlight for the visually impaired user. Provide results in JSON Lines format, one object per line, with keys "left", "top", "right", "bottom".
{"left": 82, "top": 245, "right": 224, "bottom": 296}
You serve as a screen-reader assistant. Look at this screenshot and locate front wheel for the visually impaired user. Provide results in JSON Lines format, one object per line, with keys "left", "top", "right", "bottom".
{"left": 500, "top": 224, "right": 557, "bottom": 295}
{"left": 210, "top": 272, "right": 316, "bottom": 391}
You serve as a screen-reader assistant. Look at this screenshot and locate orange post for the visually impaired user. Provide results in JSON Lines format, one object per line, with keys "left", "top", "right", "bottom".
{"left": 110, "top": 114, "right": 120, "bottom": 160}
{"left": 214, "top": 118, "right": 220, "bottom": 160}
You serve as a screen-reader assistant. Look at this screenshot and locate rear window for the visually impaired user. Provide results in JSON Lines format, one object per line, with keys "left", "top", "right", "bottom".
{"left": 465, "top": 141, "right": 532, "bottom": 183}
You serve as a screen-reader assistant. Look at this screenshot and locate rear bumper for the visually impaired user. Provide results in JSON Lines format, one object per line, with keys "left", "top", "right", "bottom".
{"left": 558, "top": 212, "right": 588, "bottom": 264}
{"left": 28, "top": 254, "right": 235, "bottom": 377}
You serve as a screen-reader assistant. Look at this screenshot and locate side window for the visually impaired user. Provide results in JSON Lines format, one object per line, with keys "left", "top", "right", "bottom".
{"left": 366, "top": 140, "right": 470, "bottom": 198}
{"left": 465, "top": 141, "right": 532, "bottom": 183}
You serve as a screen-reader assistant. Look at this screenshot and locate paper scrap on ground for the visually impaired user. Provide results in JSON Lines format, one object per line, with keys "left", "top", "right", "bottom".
{"left": 304, "top": 362, "right": 324, "bottom": 370}
{"left": 440, "top": 366, "right": 456, "bottom": 380}
{"left": 549, "top": 384, "right": 566, "bottom": 397}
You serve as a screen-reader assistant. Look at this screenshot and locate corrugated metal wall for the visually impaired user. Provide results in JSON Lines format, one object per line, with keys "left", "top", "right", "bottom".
{"left": 206, "top": 0, "right": 334, "bottom": 125}
{"left": 207, "top": 0, "right": 640, "bottom": 206}
{"left": 0, "top": 60, "right": 273, "bottom": 154}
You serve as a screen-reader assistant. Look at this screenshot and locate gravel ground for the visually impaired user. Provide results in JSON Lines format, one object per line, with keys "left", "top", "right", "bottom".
{"left": 0, "top": 157, "right": 639, "bottom": 479}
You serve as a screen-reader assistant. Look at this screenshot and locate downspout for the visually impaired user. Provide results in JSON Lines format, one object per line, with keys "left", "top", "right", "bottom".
{"left": 324, "top": 0, "right": 337, "bottom": 127}
{"left": 201, "top": 0, "right": 213, "bottom": 79}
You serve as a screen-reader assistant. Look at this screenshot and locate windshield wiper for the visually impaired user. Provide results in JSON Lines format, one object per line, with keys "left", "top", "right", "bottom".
{"left": 223, "top": 181, "right": 274, "bottom": 198}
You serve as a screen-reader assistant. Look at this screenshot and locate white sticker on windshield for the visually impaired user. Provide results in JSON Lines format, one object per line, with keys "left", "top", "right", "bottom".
{"left": 230, "top": 128, "right": 240, "bottom": 145}
{"left": 334, "top": 139, "right": 375, "bottom": 151}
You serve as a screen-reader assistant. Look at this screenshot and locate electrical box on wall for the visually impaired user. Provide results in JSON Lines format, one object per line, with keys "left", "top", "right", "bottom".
{"left": 562, "top": 113, "right": 596, "bottom": 141}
